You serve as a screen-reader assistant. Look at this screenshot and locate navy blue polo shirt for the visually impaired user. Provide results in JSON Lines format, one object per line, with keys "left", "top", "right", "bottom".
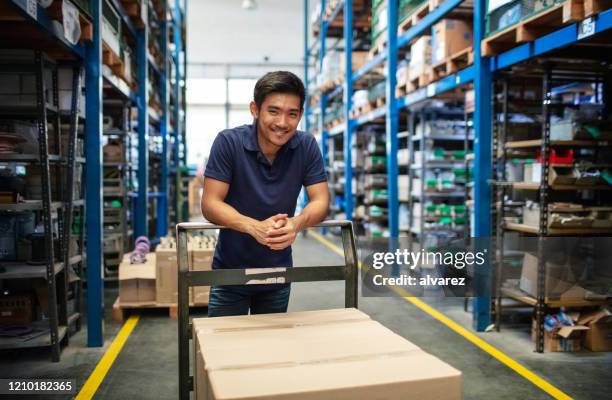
{"left": 204, "top": 123, "right": 327, "bottom": 288}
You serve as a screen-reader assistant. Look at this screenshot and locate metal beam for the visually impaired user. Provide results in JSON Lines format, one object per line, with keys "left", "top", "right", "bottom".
{"left": 85, "top": 0, "right": 103, "bottom": 347}
{"left": 343, "top": 0, "right": 353, "bottom": 220}
{"left": 158, "top": 0, "right": 169, "bottom": 239}
{"left": 472, "top": 0, "right": 492, "bottom": 331}
{"left": 135, "top": 10, "right": 149, "bottom": 238}
{"left": 387, "top": 0, "right": 399, "bottom": 237}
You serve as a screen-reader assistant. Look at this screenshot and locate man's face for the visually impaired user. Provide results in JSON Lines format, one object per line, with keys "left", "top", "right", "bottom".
{"left": 250, "top": 93, "right": 303, "bottom": 148}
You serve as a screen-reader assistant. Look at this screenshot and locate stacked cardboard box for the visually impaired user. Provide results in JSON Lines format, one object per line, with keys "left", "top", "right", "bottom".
{"left": 431, "top": 19, "right": 473, "bottom": 64}
{"left": 409, "top": 36, "right": 432, "bottom": 80}
{"left": 193, "top": 308, "right": 462, "bottom": 400}
{"left": 156, "top": 238, "right": 179, "bottom": 304}
{"left": 119, "top": 253, "right": 156, "bottom": 304}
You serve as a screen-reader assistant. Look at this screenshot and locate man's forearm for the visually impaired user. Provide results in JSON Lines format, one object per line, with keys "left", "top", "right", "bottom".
{"left": 293, "top": 199, "right": 328, "bottom": 232}
{"left": 202, "top": 199, "right": 257, "bottom": 234}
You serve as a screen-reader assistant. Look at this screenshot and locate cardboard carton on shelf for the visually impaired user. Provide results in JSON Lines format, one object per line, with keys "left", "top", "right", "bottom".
{"left": 519, "top": 252, "right": 574, "bottom": 299}
{"left": 578, "top": 308, "right": 612, "bottom": 352}
{"left": 408, "top": 36, "right": 432, "bottom": 81}
{"left": 531, "top": 318, "right": 589, "bottom": 352}
{"left": 119, "top": 253, "right": 156, "bottom": 303}
{"left": 431, "top": 19, "right": 473, "bottom": 64}
{"left": 193, "top": 308, "right": 462, "bottom": 400}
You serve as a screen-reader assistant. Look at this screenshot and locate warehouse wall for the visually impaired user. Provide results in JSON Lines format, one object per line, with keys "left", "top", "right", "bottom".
{"left": 187, "top": 0, "right": 305, "bottom": 66}
{"left": 186, "top": 0, "right": 310, "bottom": 167}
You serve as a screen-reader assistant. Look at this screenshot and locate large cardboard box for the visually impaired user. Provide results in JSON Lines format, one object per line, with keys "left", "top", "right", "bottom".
{"left": 409, "top": 36, "right": 432, "bottom": 81}
{"left": 531, "top": 319, "right": 589, "bottom": 352}
{"left": 431, "top": 19, "right": 473, "bottom": 64}
{"left": 193, "top": 308, "right": 462, "bottom": 400}
{"left": 579, "top": 309, "right": 612, "bottom": 352}
{"left": 156, "top": 244, "right": 178, "bottom": 304}
{"left": 119, "top": 253, "right": 156, "bottom": 303}
{"left": 191, "top": 242, "right": 214, "bottom": 305}
{"left": 519, "top": 253, "right": 573, "bottom": 299}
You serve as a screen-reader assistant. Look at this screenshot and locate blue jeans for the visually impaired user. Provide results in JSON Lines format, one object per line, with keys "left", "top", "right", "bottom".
{"left": 207, "top": 285, "right": 291, "bottom": 317}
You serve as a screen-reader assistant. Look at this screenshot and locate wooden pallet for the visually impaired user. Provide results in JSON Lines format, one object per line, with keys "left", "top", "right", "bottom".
{"left": 583, "top": 0, "right": 612, "bottom": 17}
{"left": 428, "top": 47, "right": 474, "bottom": 82}
{"left": 399, "top": 72, "right": 430, "bottom": 94}
{"left": 397, "top": 2, "right": 431, "bottom": 35}
{"left": 112, "top": 297, "right": 209, "bottom": 322}
{"left": 349, "top": 100, "right": 376, "bottom": 118}
{"left": 102, "top": 42, "right": 127, "bottom": 81}
{"left": 121, "top": 0, "right": 146, "bottom": 28}
{"left": 369, "top": 35, "right": 387, "bottom": 58}
{"left": 481, "top": 0, "right": 584, "bottom": 57}
{"left": 321, "top": 77, "right": 344, "bottom": 93}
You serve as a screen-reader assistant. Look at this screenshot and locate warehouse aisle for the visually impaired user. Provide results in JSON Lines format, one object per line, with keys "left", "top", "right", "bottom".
{"left": 3, "top": 235, "right": 609, "bottom": 399}
{"left": 89, "top": 234, "right": 611, "bottom": 400}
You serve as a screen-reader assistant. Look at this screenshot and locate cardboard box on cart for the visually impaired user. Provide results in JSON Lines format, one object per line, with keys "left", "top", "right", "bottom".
{"left": 192, "top": 308, "right": 462, "bottom": 400}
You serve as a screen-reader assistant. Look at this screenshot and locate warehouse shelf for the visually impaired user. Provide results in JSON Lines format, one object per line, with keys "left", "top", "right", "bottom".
{"left": 0, "top": 201, "right": 64, "bottom": 212}
{"left": 505, "top": 139, "right": 612, "bottom": 148}
{"left": 0, "top": 262, "right": 65, "bottom": 280}
{"left": 2, "top": 0, "right": 86, "bottom": 58}
{"left": 509, "top": 182, "right": 612, "bottom": 191}
{"left": 501, "top": 286, "right": 612, "bottom": 308}
{"left": 0, "top": 0, "right": 187, "bottom": 350}
{"left": 503, "top": 222, "right": 612, "bottom": 236}
{"left": 306, "top": 0, "right": 612, "bottom": 333}
{"left": 0, "top": 325, "right": 68, "bottom": 351}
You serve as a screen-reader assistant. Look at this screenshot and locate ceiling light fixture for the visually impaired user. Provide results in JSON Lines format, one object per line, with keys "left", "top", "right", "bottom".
{"left": 242, "top": 0, "right": 257, "bottom": 10}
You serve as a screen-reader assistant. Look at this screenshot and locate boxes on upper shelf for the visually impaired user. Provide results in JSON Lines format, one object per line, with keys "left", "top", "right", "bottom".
{"left": 431, "top": 19, "right": 473, "bottom": 64}
{"left": 409, "top": 36, "right": 432, "bottom": 80}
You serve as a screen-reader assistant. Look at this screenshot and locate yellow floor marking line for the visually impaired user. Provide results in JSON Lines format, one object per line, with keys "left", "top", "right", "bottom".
{"left": 75, "top": 316, "right": 140, "bottom": 400}
{"left": 308, "top": 230, "right": 572, "bottom": 400}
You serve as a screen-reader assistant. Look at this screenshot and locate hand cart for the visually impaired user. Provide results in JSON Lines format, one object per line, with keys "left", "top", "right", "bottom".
{"left": 176, "top": 220, "right": 359, "bottom": 400}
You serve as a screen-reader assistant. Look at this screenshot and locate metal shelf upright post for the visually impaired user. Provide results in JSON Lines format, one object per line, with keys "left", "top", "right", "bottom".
{"left": 85, "top": 0, "right": 104, "bottom": 347}
{"left": 159, "top": 0, "right": 170, "bottom": 237}
{"left": 386, "top": 0, "right": 399, "bottom": 238}
{"left": 135, "top": 12, "right": 149, "bottom": 239}
{"left": 343, "top": 0, "right": 354, "bottom": 220}
{"left": 173, "top": 0, "right": 184, "bottom": 224}
{"left": 471, "top": 0, "right": 492, "bottom": 331}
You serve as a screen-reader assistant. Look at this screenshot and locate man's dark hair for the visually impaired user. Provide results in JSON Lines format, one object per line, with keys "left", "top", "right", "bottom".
{"left": 253, "top": 71, "right": 305, "bottom": 110}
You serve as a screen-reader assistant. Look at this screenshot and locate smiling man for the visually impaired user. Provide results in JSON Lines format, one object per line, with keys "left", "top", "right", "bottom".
{"left": 201, "top": 71, "right": 329, "bottom": 317}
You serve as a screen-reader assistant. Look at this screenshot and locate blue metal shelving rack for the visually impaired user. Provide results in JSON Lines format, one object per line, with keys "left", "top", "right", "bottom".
{"left": 3, "top": 0, "right": 187, "bottom": 346}
{"left": 305, "top": 0, "right": 612, "bottom": 330}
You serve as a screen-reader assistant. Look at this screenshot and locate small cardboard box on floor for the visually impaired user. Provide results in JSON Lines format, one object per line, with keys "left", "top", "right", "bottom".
{"left": 578, "top": 308, "right": 612, "bottom": 352}
{"left": 193, "top": 308, "right": 462, "bottom": 400}
{"left": 531, "top": 318, "right": 588, "bottom": 352}
{"left": 119, "top": 253, "right": 156, "bottom": 303}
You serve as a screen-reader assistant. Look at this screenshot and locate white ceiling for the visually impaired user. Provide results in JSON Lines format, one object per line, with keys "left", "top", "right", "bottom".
{"left": 187, "top": 0, "right": 307, "bottom": 66}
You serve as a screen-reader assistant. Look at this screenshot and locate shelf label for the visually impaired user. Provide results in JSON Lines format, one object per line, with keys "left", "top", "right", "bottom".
{"left": 426, "top": 84, "right": 435, "bottom": 97}
{"left": 26, "top": 0, "right": 37, "bottom": 19}
{"left": 578, "top": 17, "right": 596, "bottom": 40}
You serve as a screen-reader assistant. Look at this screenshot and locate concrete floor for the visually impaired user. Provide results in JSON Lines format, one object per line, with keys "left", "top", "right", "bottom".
{"left": 1, "top": 234, "right": 611, "bottom": 399}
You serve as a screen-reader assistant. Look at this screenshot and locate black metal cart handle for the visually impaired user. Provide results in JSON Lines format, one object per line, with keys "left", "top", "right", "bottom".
{"left": 175, "top": 220, "right": 358, "bottom": 400}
